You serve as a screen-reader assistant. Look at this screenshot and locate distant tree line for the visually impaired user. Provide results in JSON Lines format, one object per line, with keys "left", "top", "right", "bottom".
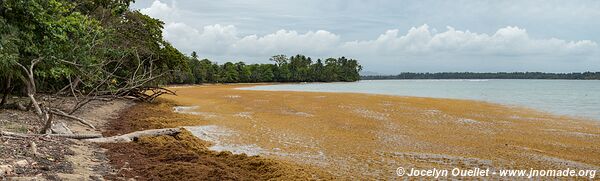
{"left": 175, "top": 53, "right": 362, "bottom": 84}
{"left": 362, "top": 72, "right": 600, "bottom": 80}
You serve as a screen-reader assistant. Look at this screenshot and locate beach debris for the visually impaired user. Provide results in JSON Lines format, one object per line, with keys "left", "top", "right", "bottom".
{"left": 51, "top": 122, "right": 74, "bottom": 134}
{"left": 173, "top": 106, "right": 199, "bottom": 113}
{"left": 173, "top": 106, "right": 219, "bottom": 118}
{"left": 353, "top": 108, "right": 389, "bottom": 121}
{"left": 234, "top": 112, "right": 253, "bottom": 119}
{"left": 86, "top": 128, "right": 183, "bottom": 143}
{"left": 30, "top": 141, "right": 40, "bottom": 157}
{"left": 14, "top": 160, "right": 29, "bottom": 167}
{"left": 0, "top": 165, "right": 14, "bottom": 177}
{"left": 225, "top": 95, "right": 241, "bottom": 99}
{"left": 282, "top": 111, "right": 314, "bottom": 117}
{"left": 0, "top": 131, "right": 102, "bottom": 140}
{"left": 457, "top": 118, "right": 480, "bottom": 124}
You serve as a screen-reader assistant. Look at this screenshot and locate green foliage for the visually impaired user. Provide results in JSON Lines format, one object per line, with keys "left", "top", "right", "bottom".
{"left": 1, "top": 0, "right": 104, "bottom": 91}
{"left": 0, "top": 18, "right": 20, "bottom": 79}
{"left": 1, "top": 0, "right": 360, "bottom": 97}
{"left": 181, "top": 54, "right": 362, "bottom": 84}
{"left": 1, "top": 0, "right": 189, "bottom": 95}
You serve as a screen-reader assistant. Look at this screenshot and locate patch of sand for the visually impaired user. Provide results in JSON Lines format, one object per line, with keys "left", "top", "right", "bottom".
{"left": 57, "top": 100, "right": 132, "bottom": 180}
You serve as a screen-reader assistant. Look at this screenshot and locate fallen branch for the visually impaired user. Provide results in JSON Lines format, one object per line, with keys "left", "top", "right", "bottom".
{"left": 0, "top": 131, "right": 30, "bottom": 138}
{"left": 49, "top": 109, "right": 96, "bottom": 129}
{"left": 86, "top": 128, "right": 182, "bottom": 143}
{"left": 0, "top": 131, "right": 102, "bottom": 140}
{"left": 50, "top": 133, "right": 102, "bottom": 139}
{"left": 2, "top": 128, "right": 184, "bottom": 143}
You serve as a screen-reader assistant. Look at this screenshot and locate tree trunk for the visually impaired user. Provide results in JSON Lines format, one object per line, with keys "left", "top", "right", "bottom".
{"left": 0, "top": 77, "right": 10, "bottom": 106}
{"left": 28, "top": 94, "right": 44, "bottom": 120}
{"left": 40, "top": 109, "right": 53, "bottom": 134}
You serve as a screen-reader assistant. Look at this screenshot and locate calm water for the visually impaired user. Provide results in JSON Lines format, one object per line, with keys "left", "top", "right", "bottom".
{"left": 240, "top": 80, "right": 600, "bottom": 120}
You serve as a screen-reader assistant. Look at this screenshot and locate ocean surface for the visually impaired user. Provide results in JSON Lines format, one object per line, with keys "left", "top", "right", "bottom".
{"left": 239, "top": 79, "right": 600, "bottom": 120}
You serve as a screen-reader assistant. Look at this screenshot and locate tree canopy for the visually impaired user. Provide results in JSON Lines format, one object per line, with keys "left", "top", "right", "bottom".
{"left": 0, "top": 0, "right": 189, "bottom": 96}
{"left": 0, "top": 0, "right": 362, "bottom": 107}
{"left": 180, "top": 53, "right": 362, "bottom": 84}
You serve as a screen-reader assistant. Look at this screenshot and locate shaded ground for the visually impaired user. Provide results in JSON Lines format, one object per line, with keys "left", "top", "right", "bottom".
{"left": 0, "top": 135, "right": 74, "bottom": 180}
{"left": 102, "top": 101, "right": 334, "bottom": 180}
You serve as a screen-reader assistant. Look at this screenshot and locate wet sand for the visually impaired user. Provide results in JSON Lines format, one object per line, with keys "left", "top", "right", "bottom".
{"left": 163, "top": 84, "right": 600, "bottom": 179}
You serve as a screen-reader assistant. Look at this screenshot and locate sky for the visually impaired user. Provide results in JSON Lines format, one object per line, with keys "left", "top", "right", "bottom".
{"left": 131, "top": 0, "right": 600, "bottom": 74}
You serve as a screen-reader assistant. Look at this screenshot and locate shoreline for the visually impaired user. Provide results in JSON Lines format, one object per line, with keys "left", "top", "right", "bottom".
{"left": 100, "top": 100, "right": 334, "bottom": 180}
{"left": 8, "top": 84, "right": 590, "bottom": 179}
{"left": 232, "top": 81, "right": 600, "bottom": 121}
{"left": 158, "top": 84, "right": 600, "bottom": 179}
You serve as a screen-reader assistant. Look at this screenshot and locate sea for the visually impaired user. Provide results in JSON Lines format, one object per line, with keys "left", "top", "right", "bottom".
{"left": 239, "top": 79, "right": 600, "bottom": 120}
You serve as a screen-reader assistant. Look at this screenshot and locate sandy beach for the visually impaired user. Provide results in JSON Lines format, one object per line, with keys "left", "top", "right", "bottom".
{"left": 156, "top": 84, "right": 600, "bottom": 179}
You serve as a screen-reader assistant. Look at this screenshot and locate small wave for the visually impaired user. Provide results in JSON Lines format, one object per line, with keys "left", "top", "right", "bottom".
{"left": 185, "top": 125, "right": 264, "bottom": 156}
{"left": 185, "top": 125, "right": 328, "bottom": 164}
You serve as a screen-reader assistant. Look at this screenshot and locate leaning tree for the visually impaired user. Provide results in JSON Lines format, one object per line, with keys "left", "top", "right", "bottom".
{"left": 0, "top": 0, "right": 185, "bottom": 135}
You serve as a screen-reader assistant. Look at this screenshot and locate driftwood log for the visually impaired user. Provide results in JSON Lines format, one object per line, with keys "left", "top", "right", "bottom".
{"left": 1, "top": 128, "right": 183, "bottom": 143}
{"left": 0, "top": 131, "right": 31, "bottom": 138}
{"left": 86, "top": 128, "right": 182, "bottom": 143}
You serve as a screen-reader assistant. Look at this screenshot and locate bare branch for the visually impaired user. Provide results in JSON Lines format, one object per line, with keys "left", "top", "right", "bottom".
{"left": 50, "top": 108, "right": 96, "bottom": 129}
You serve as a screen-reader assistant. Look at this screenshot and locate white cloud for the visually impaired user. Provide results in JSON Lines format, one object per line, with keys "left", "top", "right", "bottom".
{"left": 139, "top": 0, "right": 599, "bottom": 72}
{"left": 342, "top": 25, "right": 598, "bottom": 56}
{"left": 164, "top": 24, "right": 239, "bottom": 54}
{"left": 232, "top": 30, "right": 340, "bottom": 55}
{"left": 140, "top": 0, "right": 177, "bottom": 22}
{"left": 161, "top": 23, "right": 597, "bottom": 58}
{"left": 164, "top": 23, "right": 340, "bottom": 56}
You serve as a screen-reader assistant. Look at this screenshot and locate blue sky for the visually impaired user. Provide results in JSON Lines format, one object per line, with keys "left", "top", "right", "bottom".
{"left": 132, "top": 0, "right": 600, "bottom": 74}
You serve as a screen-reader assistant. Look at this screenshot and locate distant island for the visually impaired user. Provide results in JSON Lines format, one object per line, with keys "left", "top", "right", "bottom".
{"left": 362, "top": 72, "right": 600, "bottom": 80}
